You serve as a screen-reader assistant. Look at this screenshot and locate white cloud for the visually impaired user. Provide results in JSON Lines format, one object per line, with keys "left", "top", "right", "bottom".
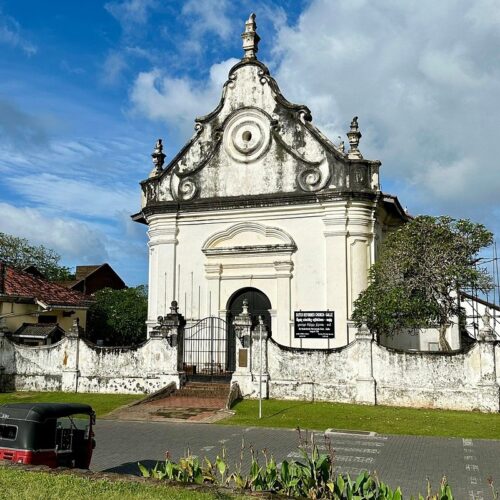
{"left": 105, "top": 0, "right": 156, "bottom": 30}
{"left": 182, "top": 0, "right": 232, "bottom": 40}
{"left": 130, "top": 58, "right": 239, "bottom": 139}
{"left": 0, "top": 203, "right": 109, "bottom": 263}
{"left": 101, "top": 51, "right": 128, "bottom": 84}
{"left": 268, "top": 0, "right": 500, "bottom": 218}
{"left": 0, "top": 9, "right": 37, "bottom": 56}
{"left": 9, "top": 173, "right": 137, "bottom": 219}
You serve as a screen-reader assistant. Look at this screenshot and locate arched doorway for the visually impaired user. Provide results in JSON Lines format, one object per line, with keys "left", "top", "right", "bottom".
{"left": 226, "top": 287, "right": 272, "bottom": 339}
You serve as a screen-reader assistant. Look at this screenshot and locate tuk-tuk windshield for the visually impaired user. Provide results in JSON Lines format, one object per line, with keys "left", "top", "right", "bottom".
{"left": 0, "top": 424, "right": 17, "bottom": 441}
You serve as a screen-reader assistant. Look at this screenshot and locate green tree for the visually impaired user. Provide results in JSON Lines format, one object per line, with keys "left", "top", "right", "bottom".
{"left": 0, "top": 232, "right": 73, "bottom": 281}
{"left": 352, "top": 216, "right": 493, "bottom": 351}
{"left": 86, "top": 286, "right": 148, "bottom": 346}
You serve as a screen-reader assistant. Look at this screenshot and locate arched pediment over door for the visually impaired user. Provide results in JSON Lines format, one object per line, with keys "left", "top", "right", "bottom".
{"left": 202, "top": 221, "right": 297, "bottom": 255}
{"left": 201, "top": 221, "right": 296, "bottom": 345}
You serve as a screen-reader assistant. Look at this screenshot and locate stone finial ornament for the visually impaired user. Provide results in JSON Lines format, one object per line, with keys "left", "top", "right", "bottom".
{"left": 336, "top": 136, "right": 345, "bottom": 153}
{"left": 241, "top": 13, "right": 260, "bottom": 60}
{"left": 150, "top": 138, "right": 166, "bottom": 177}
{"left": 242, "top": 298, "right": 250, "bottom": 315}
{"left": 347, "top": 116, "right": 363, "bottom": 159}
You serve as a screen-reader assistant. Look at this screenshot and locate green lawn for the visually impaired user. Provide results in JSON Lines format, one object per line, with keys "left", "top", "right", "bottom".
{"left": 0, "top": 391, "right": 143, "bottom": 417}
{"left": 0, "top": 466, "right": 242, "bottom": 500}
{"left": 221, "top": 399, "right": 500, "bottom": 439}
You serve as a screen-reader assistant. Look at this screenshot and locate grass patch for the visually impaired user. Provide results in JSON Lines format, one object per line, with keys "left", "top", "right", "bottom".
{"left": 0, "top": 466, "right": 242, "bottom": 500}
{"left": 221, "top": 399, "right": 500, "bottom": 439}
{"left": 0, "top": 391, "right": 142, "bottom": 417}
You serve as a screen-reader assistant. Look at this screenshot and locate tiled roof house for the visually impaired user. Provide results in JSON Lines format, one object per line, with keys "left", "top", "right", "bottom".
{"left": 0, "top": 262, "right": 92, "bottom": 346}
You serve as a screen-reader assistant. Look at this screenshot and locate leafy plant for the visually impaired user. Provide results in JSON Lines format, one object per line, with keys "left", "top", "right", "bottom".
{"left": 138, "top": 430, "right": 463, "bottom": 499}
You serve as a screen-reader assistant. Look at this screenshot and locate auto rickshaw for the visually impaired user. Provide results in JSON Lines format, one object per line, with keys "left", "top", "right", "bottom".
{"left": 0, "top": 403, "right": 96, "bottom": 468}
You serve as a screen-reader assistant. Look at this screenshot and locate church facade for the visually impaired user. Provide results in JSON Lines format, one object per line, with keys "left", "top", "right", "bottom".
{"left": 132, "top": 14, "right": 409, "bottom": 353}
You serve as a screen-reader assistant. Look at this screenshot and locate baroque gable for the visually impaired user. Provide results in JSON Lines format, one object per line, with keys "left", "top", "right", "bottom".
{"left": 139, "top": 14, "right": 381, "bottom": 213}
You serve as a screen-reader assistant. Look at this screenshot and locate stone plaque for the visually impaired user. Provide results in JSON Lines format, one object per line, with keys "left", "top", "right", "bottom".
{"left": 238, "top": 348, "right": 248, "bottom": 368}
{"left": 294, "top": 311, "right": 335, "bottom": 339}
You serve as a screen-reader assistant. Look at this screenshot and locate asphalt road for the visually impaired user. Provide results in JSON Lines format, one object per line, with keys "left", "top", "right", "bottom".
{"left": 92, "top": 419, "right": 500, "bottom": 499}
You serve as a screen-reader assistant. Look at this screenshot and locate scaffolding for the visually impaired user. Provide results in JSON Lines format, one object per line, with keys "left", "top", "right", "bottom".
{"left": 460, "top": 241, "right": 500, "bottom": 339}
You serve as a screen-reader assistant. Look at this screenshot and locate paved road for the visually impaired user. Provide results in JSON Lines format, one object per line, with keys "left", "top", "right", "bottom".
{"left": 92, "top": 419, "right": 500, "bottom": 499}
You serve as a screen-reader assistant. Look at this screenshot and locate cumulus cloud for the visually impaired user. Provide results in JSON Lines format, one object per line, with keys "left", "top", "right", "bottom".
{"left": 269, "top": 0, "right": 500, "bottom": 219}
{"left": 0, "top": 9, "right": 37, "bottom": 55}
{"left": 130, "top": 57, "right": 239, "bottom": 140}
{"left": 0, "top": 203, "right": 109, "bottom": 263}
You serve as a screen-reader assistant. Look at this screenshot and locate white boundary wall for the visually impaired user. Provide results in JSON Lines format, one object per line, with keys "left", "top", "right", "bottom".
{"left": 0, "top": 328, "right": 498, "bottom": 412}
{"left": 0, "top": 332, "right": 179, "bottom": 395}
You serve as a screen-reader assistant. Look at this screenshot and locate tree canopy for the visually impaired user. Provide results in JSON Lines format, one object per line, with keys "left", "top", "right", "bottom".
{"left": 352, "top": 216, "right": 493, "bottom": 350}
{"left": 0, "top": 232, "right": 73, "bottom": 281}
{"left": 86, "top": 286, "right": 148, "bottom": 346}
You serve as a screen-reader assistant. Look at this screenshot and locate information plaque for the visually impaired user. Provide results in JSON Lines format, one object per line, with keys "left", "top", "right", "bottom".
{"left": 294, "top": 311, "right": 335, "bottom": 339}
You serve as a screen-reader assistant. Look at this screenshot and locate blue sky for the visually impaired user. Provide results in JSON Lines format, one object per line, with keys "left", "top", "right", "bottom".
{"left": 1, "top": 0, "right": 500, "bottom": 286}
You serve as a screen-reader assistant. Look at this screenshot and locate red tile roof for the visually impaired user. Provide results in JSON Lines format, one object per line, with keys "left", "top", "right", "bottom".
{"left": 0, "top": 264, "right": 91, "bottom": 308}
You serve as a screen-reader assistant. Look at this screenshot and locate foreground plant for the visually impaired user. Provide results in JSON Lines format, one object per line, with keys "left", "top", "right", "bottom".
{"left": 138, "top": 431, "right": 460, "bottom": 499}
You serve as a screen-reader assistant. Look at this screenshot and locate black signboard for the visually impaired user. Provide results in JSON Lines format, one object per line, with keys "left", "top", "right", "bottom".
{"left": 294, "top": 311, "right": 335, "bottom": 339}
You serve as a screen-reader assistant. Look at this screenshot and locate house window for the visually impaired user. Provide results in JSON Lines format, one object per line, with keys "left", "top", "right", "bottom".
{"left": 39, "top": 315, "right": 57, "bottom": 324}
{"left": 428, "top": 342, "right": 440, "bottom": 352}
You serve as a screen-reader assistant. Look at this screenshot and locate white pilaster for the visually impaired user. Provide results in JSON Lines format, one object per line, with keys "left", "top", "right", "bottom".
{"left": 147, "top": 214, "right": 179, "bottom": 335}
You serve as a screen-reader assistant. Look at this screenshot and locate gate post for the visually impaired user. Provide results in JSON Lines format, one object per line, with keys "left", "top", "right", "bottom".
{"left": 355, "top": 324, "right": 376, "bottom": 405}
{"left": 476, "top": 309, "right": 500, "bottom": 412}
{"left": 251, "top": 316, "right": 269, "bottom": 399}
{"left": 149, "top": 301, "right": 184, "bottom": 389}
{"left": 231, "top": 299, "right": 253, "bottom": 395}
{"left": 61, "top": 319, "right": 82, "bottom": 393}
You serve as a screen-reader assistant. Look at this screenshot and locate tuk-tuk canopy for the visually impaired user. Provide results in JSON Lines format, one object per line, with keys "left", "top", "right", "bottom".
{"left": 0, "top": 403, "right": 94, "bottom": 423}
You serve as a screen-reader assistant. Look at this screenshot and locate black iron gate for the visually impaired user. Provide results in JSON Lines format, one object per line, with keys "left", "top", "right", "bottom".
{"left": 179, "top": 317, "right": 234, "bottom": 381}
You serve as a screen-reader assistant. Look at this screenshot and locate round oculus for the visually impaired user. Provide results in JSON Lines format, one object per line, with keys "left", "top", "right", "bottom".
{"left": 223, "top": 109, "right": 271, "bottom": 163}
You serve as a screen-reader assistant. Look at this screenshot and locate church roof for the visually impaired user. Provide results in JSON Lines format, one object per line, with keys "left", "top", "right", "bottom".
{"left": 134, "top": 14, "right": 406, "bottom": 224}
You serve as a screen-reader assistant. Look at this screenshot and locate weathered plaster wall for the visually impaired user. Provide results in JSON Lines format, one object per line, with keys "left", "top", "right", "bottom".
{"left": 233, "top": 326, "right": 499, "bottom": 412}
{"left": 1, "top": 329, "right": 498, "bottom": 412}
{"left": 266, "top": 340, "right": 357, "bottom": 402}
{"left": 0, "top": 334, "right": 180, "bottom": 395}
{"left": 77, "top": 339, "right": 179, "bottom": 394}
{"left": 372, "top": 344, "right": 483, "bottom": 410}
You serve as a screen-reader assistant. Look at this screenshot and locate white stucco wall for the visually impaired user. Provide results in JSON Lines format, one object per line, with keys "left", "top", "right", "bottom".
{"left": 1, "top": 330, "right": 498, "bottom": 412}
{"left": 147, "top": 198, "right": 378, "bottom": 350}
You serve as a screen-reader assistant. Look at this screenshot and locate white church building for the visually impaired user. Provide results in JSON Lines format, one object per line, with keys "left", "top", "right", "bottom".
{"left": 132, "top": 14, "right": 459, "bottom": 365}
{"left": 1, "top": 15, "right": 498, "bottom": 412}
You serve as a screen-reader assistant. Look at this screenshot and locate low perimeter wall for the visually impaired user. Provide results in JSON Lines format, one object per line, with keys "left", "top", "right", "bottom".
{"left": 0, "top": 327, "right": 499, "bottom": 412}
{"left": 231, "top": 327, "right": 500, "bottom": 412}
{"left": 0, "top": 332, "right": 179, "bottom": 394}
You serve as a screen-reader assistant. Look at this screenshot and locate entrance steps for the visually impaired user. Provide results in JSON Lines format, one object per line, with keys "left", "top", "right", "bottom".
{"left": 173, "top": 381, "right": 231, "bottom": 400}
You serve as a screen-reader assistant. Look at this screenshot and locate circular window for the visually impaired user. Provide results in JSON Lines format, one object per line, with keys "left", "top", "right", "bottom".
{"left": 223, "top": 109, "right": 271, "bottom": 163}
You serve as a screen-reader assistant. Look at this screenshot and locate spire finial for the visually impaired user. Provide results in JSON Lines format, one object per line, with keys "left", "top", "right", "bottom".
{"left": 150, "top": 138, "right": 166, "bottom": 177}
{"left": 241, "top": 13, "right": 260, "bottom": 60}
{"left": 347, "top": 116, "right": 363, "bottom": 159}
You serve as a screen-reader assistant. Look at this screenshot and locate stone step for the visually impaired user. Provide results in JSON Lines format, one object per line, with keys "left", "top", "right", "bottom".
{"left": 172, "top": 382, "right": 231, "bottom": 400}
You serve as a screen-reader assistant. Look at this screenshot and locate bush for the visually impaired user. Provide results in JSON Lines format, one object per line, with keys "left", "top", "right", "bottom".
{"left": 86, "top": 286, "right": 147, "bottom": 346}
